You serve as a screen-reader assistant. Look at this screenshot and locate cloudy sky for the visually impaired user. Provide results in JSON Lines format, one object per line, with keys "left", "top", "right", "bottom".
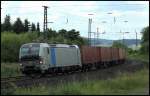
{"left": 1, "top": 1, "right": 149, "bottom": 40}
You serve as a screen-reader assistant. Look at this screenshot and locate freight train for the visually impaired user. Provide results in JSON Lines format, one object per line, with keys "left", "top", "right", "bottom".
{"left": 19, "top": 43, "right": 126, "bottom": 76}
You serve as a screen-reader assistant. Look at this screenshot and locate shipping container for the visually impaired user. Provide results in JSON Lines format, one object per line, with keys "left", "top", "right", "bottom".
{"left": 111, "top": 48, "right": 119, "bottom": 61}
{"left": 119, "top": 48, "right": 125, "bottom": 60}
{"left": 80, "top": 46, "right": 99, "bottom": 64}
{"left": 97, "top": 47, "right": 101, "bottom": 62}
{"left": 100, "top": 47, "right": 112, "bottom": 62}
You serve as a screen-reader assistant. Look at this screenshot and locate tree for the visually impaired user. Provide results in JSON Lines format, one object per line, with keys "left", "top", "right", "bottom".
{"left": 13, "top": 17, "right": 24, "bottom": 34}
{"left": 1, "top": 24, "right": 4, "bottom": 32}
{"left": 3, "top": 15, "right": 12, "bottom": 32}
{"left": 58, "top": 29, "right": 67, "bottom": 38}
{"left": 66, "top": 29, "right": 80, "bottom": 40}
{"left": 36, "top": 22, "right": 40, "bottom": 37}
{"left": 112, "top": 41, "right": 127, "bottom": 49}
{"left": 36, "top": 22, "right": 40, "bottom": 32}
{"left": 140, "top": 26, "right": 149, "bottom": 54}
{"left": 31, "top": 23, "right": 36, "bottom": 32}
{"left": 24, "top": 19, "right": 29, "bottom": 32}
{"left": 47, "top": 28, "right": 57, "bottom": 38}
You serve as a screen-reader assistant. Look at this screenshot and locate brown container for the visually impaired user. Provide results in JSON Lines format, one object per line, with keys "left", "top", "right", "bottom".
{"left": 111, "top": 48, "right": 119, "bottom": 61}
{"left": 115, "top": 48, "right": 119, "bottom": 60}
{"left": 119, "top": 48, "right": 123, "bottom": 60}
{"left": 80, "top": 46, "right": 100, "bottom": 64}
{"left": 119, "top": 48, "right": 125, "bottom": 60}
{"left": 100, "top": 47, "right": 112, "bottom": 62}
{"left": 97, "top": 47, "right": 101, "bottom": 62}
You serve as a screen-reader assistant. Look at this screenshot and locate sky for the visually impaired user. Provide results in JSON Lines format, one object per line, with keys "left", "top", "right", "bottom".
{"left": 1, "top": 1, "right": 149, "bottom": 40}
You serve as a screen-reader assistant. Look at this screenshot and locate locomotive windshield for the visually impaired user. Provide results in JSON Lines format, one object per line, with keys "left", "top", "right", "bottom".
{"left": 20, "top": 43, "right": 40, "bottom": 57}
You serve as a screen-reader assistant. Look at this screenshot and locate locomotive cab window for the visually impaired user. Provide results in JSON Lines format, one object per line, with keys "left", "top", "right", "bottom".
{"left": 20, "top": 46, "right": 40, "bottom": 57}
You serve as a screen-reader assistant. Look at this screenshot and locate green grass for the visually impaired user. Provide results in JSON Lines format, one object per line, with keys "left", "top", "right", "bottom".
{"left": 127, "top": 53, "right": 149, "bottom": 63}
{"left": 11, "top": 68, "right": 149, "bottom": 95}
{"left": 1, "top": 63, "right": 22, "bottom": 78}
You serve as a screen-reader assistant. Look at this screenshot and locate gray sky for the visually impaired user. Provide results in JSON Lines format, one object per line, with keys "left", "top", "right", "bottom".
{"left": 1, "top": 1, "right": 149, "bottom": 40}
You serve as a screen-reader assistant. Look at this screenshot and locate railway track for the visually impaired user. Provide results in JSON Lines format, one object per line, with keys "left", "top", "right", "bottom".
{"left": 1, "top": 59, "right": 149, "bottom": 90}
{"left": 1, "top": 76, "right": 26, "bottom": 83}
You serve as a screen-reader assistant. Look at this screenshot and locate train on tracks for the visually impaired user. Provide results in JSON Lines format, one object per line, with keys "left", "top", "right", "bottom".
{"left": 19, "top": 43, "right": 126, "bottom": 76}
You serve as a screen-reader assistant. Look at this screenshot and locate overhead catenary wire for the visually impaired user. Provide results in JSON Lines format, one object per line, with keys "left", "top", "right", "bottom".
{"left": 1, "top": 3, "right": 147, "bottom": 8}
{"left": 1, "top": 3, "right": 147, "bottom": 40}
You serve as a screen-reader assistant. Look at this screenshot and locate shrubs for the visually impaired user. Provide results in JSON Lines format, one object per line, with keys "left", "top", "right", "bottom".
{"left": 1, "top": 32, "right": 39, "bottom": 62}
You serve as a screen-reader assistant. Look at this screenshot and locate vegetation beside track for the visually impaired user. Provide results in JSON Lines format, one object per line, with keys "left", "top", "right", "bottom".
{"left": 127, "top": 53, "right": 149, "bottom": 63}
{"left": 1, "top": 63, "right": 22, "bottom": 78}
{"left": 10, "top": 67, "right": 149, "bottom": 95}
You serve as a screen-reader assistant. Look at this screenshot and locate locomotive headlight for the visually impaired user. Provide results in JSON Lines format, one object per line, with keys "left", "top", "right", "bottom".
{"left": 40, "top": 61, "right": 43, "bottom": 64}
{"left": 39, "top": 57, "right": 44, "bottom": 64}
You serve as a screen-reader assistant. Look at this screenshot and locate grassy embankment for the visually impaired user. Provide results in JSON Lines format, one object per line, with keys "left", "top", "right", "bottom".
{"left": 1, "top": 63, "right": 22, "bottom": 78}
{"left": 127, "top": 53, "right": 149, "bottom": 63}
{"left": 11, "top": 68, "right": 149, "bottom": 95}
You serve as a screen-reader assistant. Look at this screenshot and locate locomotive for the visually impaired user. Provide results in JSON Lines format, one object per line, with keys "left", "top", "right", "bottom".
{"left": 19, "top": 43, "right": 126, "bottom": 76}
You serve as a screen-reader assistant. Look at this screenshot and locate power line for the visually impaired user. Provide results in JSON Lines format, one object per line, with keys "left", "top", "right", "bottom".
{"left": 1, "top": 4, "right": 147, "bottom": 9}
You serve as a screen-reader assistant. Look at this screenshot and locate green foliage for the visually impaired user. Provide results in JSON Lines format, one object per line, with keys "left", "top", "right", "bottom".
{"left": 13, "top": 18, "right": 24, "bottom": 34}
{"left": 58, "top": 29, "right": 67, "bottom": 38}
{"left": 1, "top": 23, "right": 4, "bottom": 32}
{"left": 31, "top": 23, "right": 36, "bottom": 32}
{"left": 2, "top": 15, "right": 12, "bottom": 32}
{"left": 24, "top": 19, "right": 30, "bottom": 32}
{"left": 127, "top": 52, "right": 149, "bottom": 63}
{"left": 1, "top": 32, "right": 39, "bottom": 62}
{"left": 141, "top": 26, "right": 149, "bottom": 43}
{"left": 112, "top": 41, "right": 127, "bottom": 49}
{"left": 66, "top": 29, "right": 80, "bottom": 40}
{"left": 36, "top": 22, "right": 40, "bottom": 32}
{"left": 12, "top": 68, "right": 149, "bottom": 95}
{"left": 140, "top": 26, "right": 149, "bottom": 54}
{"left": 1, "top": 63, "right": 21, "bottom": 78}
{"left": 1, "top": 15, "right": 38, "bottom": 34}
{"left": 47, "top": 28, "right": 57, "bottom": 38}
{"left": 127, "top": 48, "right": 138, "bottom": 55}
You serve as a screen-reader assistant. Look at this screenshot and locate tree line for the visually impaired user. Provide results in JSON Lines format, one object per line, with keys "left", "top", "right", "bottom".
{"left": 1, "top": 15, "right": 40, "bottom": 33}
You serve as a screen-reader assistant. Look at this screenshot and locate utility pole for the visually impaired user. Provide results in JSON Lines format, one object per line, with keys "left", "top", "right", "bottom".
{"left": 42, "top": 6, "right": 48, "bottom": 40}
{"left": 135, "top": 30, "right": 137, "bottom": 47}
{"left": 97, "top": 27, "right": 99, "bottom": 45}
{"left": 120, "top": 30, "right": 124, "bottom": 45}
{"left": 88, "top": 14, "right": 94, "bottom": 46}
{"left": 88, "top": 18, "right": 92, "bottom": 46}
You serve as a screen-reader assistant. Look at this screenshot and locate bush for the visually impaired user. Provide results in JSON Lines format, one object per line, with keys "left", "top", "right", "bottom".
{"left": 1, "top": 32, "right": 39, "bottom": 62}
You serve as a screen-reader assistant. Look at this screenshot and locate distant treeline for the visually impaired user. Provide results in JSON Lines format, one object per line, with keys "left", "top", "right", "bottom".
{"left": 1, "top": 15, "right": 40, "bottom": 33}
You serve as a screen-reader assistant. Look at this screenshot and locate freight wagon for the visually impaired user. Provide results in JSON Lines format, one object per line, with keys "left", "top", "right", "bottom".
{"left": 19, "top": 43, "right": 126, "bottom": 75}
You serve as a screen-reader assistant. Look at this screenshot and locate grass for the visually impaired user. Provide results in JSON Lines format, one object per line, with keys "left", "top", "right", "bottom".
{"left": 11, "top": 67, "right": 149, "bottom": 95}
{"left": 127, "top": 53, "right": 149, "bottom": 63}
{"left": 1, "top": 63, "right": 22, "bottom": 78}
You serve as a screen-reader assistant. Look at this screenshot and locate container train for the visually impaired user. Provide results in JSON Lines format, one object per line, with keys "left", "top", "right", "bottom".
{"left": 19, "top": 43, "right": 126, "bottom": 75}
